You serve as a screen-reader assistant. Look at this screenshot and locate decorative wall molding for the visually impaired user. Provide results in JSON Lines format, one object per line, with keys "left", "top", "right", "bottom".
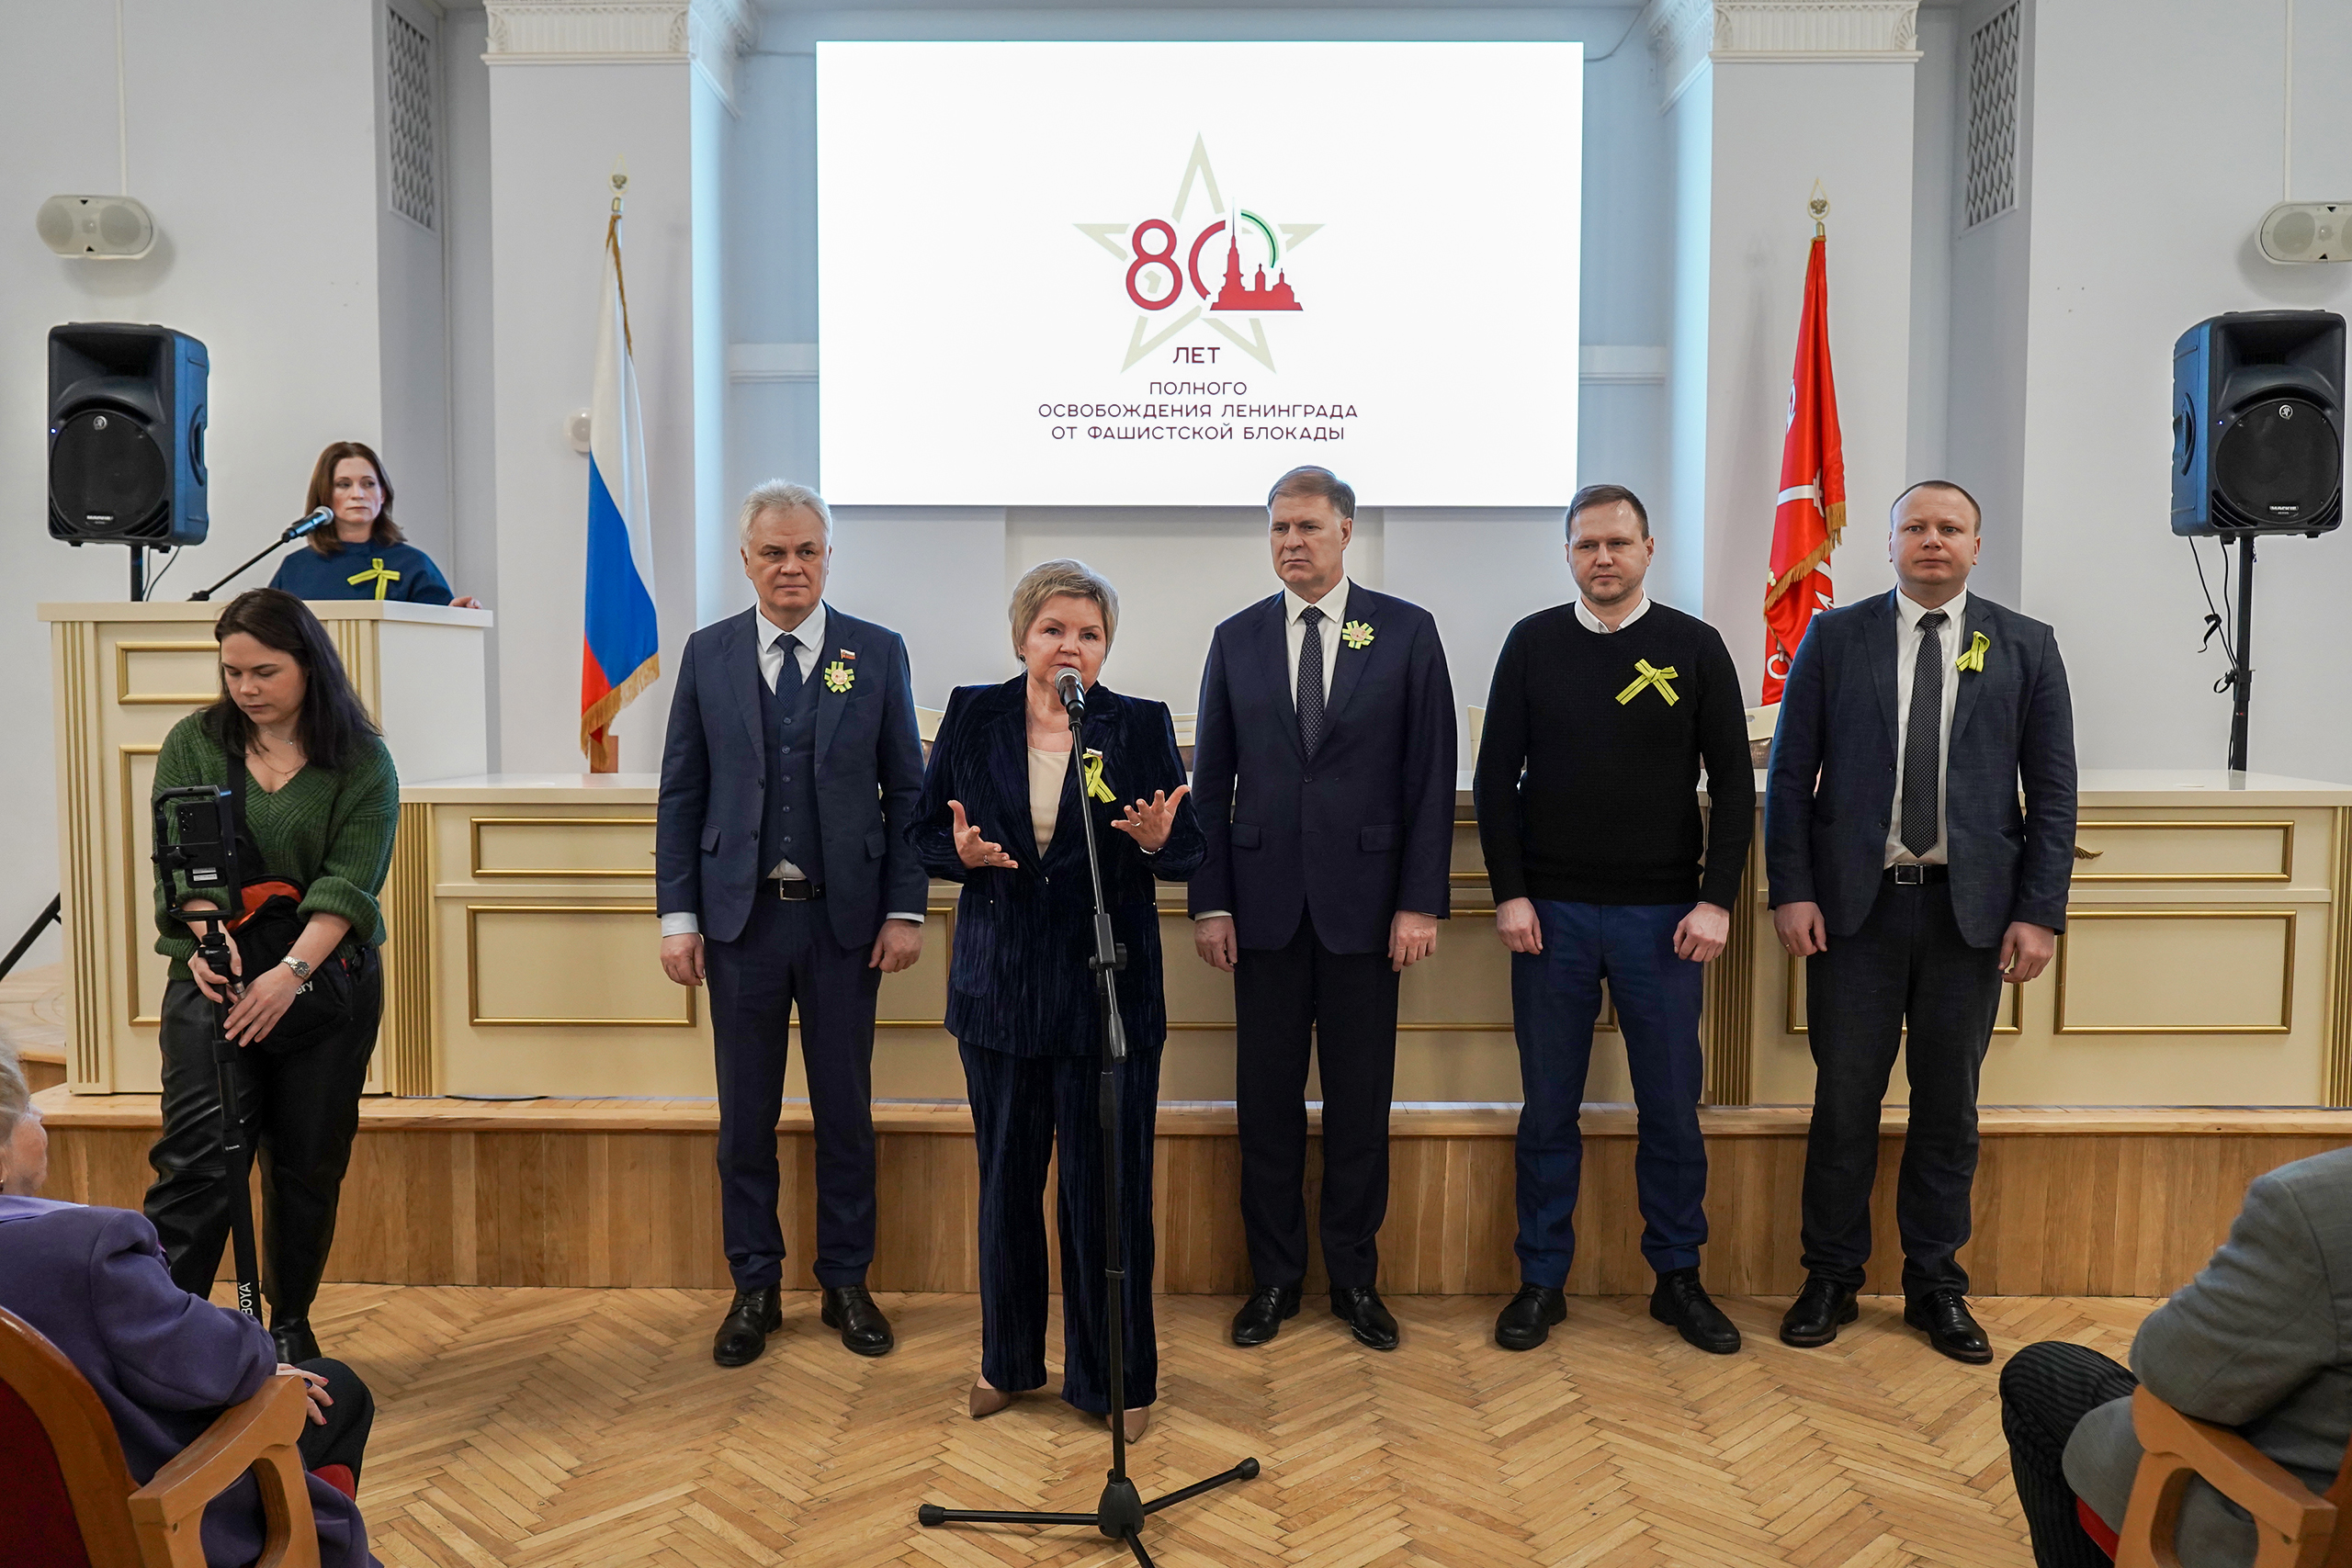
{"left": 1638, "top": 0, "right": 1923, "bottom": 109}
{"left": 483, "top": 0, "right": 755, "bottom": 105}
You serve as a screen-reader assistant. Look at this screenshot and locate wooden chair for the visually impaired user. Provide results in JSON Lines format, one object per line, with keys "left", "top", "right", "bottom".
{"left": 0, "top": 1304, "right": 320, "bottom": 1568}
{"left": 2112, "top": 1385, "right": 2349, "bottom": 1568}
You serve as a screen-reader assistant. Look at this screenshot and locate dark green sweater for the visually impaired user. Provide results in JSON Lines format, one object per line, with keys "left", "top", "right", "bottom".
{"left": 151, "top": 715, "right": 400, "bottom": 976}
{"left": 1474, "top": 601, "right": 1755, "bottom": 908}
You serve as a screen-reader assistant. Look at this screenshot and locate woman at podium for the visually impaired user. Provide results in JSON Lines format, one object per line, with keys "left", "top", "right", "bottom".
{"left": 144, "top": 587, "right": 399, "bottom": 1366}
{"left": 910, "top": 560, "right": 1203, "bottom": 1442}
{"left": 269, "top": 440, "right": 480, "bottom": 607}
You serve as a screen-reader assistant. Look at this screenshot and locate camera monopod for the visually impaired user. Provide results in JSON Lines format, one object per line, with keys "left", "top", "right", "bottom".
{"left": 152, "top": 784, "right": 263, "bottom": 1322}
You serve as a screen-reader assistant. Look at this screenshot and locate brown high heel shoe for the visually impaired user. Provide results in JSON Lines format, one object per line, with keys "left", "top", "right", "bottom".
{"left": 968, "top": 1382, "right": 1017, "bottom": 1419}
{"left": 1109, "top": 1405, "right": 1149, "bottom": 1441}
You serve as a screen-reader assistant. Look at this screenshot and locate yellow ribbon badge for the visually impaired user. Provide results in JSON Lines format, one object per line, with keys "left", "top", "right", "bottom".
{"left": 821, "top": 660, "right": 854, "bottom": 694}
{"left": 1080, "top": 749, "right": 1116, "bottom": 804}
{"left": 346, "top": 558, "right": 401, "bottom": 601}
{"left": 1955, "top": 631, "right": 1990, "bottom": 673}
{"left": 1340, "top": 619, "right": 1375, "bottom": 649}
{"left": 1615, "top": 659, "right": 1680, "bottom": 706}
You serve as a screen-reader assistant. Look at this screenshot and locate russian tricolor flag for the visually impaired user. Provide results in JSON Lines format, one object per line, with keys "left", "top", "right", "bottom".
{"left": 580, "top": 208, "right": 660, "bottom": 769}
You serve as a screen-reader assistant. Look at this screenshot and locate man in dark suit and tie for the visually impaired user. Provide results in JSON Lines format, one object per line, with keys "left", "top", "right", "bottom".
{"left": 1767, "top": 479, "right": 2076, "bottom": 1363}
{"left": 1193, "top": 465, "right": 1457, "bottom": 1353}
{"left": 657, "top": 481, "right": 930, "bottom": 1367}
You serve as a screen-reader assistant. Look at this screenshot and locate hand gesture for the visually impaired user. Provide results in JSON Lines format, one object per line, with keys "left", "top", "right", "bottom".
{"left": 1110, "top": 785, "right": 1191, "bottom": 852}
{"left": 187, "top": 928, "right": 244, "bottom": 1005}
{"left": 949, "top": 800, "right": 1017, "bottom": 871}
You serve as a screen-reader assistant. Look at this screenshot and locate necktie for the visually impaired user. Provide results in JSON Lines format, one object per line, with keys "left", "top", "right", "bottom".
{"left": 1901, "top": 611, "right": 1947, "bottom": 857}
{"left": 776, "top": 633, "right": 800, "bottom": 691}
{"left": 1296, "top": 605, "right": 1327, "bottom": 759}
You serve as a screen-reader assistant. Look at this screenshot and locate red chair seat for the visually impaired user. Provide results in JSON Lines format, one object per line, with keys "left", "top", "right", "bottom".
{"left": 0, "top": 1377, "right": 97, "bottom": 1567}
{"left": 2077, "top": 1495, "right": 2120, "bottom": 1559}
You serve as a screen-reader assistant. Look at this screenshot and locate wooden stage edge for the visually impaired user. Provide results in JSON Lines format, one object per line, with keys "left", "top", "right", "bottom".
{"left": 39, "top": 1089, "right": 2352, "bottom": 1300}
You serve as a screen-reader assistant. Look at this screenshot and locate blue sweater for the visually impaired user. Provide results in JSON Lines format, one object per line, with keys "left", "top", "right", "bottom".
{"left": 270, "top": 538, "right": 454, "bottom": 604}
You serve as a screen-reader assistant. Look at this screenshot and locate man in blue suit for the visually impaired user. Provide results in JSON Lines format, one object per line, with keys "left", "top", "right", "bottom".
{"left": 657, "top": 481, "right": 930, "bottom": 1367}
{"left": 1766, "top": 479, "right": 2076, "bottom": 1363}
{"left": 1193, "top": 465, "right": 1457, "bottom": 1353}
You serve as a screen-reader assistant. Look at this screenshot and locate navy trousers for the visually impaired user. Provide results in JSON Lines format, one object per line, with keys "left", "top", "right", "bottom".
{"left": 960, "top": 1040, "right": 1159, "bottom": 1416}
{"left": 1801, "top": 879, "right": 2005, "bottom": 1299}
{"left": 706, "top": 892, "right": 882, "bottom": 1292}
{"left": 1510, "top": 900, "right": 1709, "bottom": 1287}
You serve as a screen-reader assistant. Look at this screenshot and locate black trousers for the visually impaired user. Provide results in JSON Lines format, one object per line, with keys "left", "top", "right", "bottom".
{"left": 961, "top": 1040, "right": 1159, "bottom": 1415}
{"left": 2001, "top": 1341, "right": 2139, "bottom": 1568}
{"left": 706, "top": 893, "right": 882, "bottom": 1292}
{"left": 144, "top": 953, "right": 381, "bottom": 1324}
{"left": 1801, "top": 880, "right": 2003, "bottom": 1298}
{"left": 294, "top": 1357, "right": 376, "bottom": 1482}
{"left": 1234, "top": 908, "right": 1401, "bottom": 1291}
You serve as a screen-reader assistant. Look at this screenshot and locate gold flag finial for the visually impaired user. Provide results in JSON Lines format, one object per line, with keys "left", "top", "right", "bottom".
{"left": 610, "top": 156, "right": 628, "bottom": 215}
{"left": 1808, "top": 178, "right": 1829, "bottom": 236}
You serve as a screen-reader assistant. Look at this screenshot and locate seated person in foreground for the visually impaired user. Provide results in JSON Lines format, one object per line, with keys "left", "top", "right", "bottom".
{"left": 0, "top": 1043, "right": 379, "bottom": 1568}
{"left": 1999, "top": 1145, "right": 2351, "bottom": 1567}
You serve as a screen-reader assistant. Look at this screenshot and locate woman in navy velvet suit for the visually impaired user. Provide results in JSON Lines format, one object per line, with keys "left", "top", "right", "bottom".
{"left": 911, "top": 559, "right": 1204, "bottom": 1440}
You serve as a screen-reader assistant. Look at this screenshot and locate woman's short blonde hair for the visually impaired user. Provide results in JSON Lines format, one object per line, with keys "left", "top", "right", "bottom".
{"left": 1009, "top": 558, "right": 1118, "bottom": 657}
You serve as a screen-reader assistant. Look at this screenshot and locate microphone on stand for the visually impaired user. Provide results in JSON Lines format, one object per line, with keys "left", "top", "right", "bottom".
{"left": 1054, "top": 666, "right": 1086, "bottom": 716}
{"left": 188, "top": 508, "right": 339, "bottom": 601}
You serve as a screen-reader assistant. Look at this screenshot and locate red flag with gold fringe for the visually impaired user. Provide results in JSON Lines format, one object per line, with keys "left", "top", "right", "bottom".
{"left": 1761, "top": 231, "right": 1845, "bottom": 705}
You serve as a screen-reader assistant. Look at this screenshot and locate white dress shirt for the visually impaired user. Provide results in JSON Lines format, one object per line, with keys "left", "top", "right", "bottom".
{"left": 1884, "top": 587, "right": 1966, "bottom": 868}
{"left": 1283, "top": 578, "right": 1351, "bottom": 703}
{"left": 1573, "top": 593, "right": 1651, "bottom": 635}
{"left": 662, "top": 601, "right": 923, "bottom": 937}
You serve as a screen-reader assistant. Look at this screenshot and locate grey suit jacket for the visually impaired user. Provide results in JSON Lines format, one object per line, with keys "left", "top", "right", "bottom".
{"left": 1765, "top": 590, "right": 2076, "bottom": 947}
{"left": 2065, "top": 1146, "right": 2352, "bottom": 1564}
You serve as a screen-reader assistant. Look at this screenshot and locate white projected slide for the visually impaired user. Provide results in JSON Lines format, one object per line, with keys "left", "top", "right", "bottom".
{"left": 817, "top": 41, "right": 1582, "bottom": 507}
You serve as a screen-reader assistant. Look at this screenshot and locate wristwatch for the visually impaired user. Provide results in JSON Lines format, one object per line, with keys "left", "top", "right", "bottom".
{"left": 280, "top": 956, "right": 312, "bottom": 981}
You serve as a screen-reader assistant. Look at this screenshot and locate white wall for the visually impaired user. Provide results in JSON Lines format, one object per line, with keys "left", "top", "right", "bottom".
{"left": 2018, "top": 0, "right": 2352, "bottom": 779}
{"left": 0, "top": 0, "right": 389, "bottom": 965}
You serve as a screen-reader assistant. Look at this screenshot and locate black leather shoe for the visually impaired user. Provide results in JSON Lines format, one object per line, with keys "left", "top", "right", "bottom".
{"left": 1778, "top": 1275, "right": 1860, "bottom": 1348}
{"left": 1493, "top": 1284, "right": 1566, "bottom": 1351}
{"left": 1229, "top": 1285, "right": 1301, "bottom": 1347}
{"left": 820, "top": 1284, "right": 895, "bottom": 1358}
{"left": 269, "top": 1319, "right": 321, "bottom": 1365}
{"left": 1330, "top": 1286, "right": 1400, "bottom": 1352}
{"left": 712, "top": 1286, "right": 784, "bottom": 1367}
{"left": 1905, "top": 1289, "right": 1993, "bottom": 1365}
{"left": 1649, "top": 1269, "right": 1741, "bottom": 1354}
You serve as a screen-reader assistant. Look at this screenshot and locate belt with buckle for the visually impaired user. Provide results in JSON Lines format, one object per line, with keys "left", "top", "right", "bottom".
{"left": 1884, "top": 863, "right": 1949, "bottom": 886}
{"left": 773, "top": 878, "right": 824, "bottom": 902}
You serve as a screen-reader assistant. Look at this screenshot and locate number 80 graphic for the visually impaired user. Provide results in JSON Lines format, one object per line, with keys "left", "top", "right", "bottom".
{"left": 1124, "top": 216, "right": 1269, "bottom": 310}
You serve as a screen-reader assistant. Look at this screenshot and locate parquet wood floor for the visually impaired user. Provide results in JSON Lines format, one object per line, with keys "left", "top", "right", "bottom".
{"left": 283, "top": 1284, "right": 2154, "bottom": 1567}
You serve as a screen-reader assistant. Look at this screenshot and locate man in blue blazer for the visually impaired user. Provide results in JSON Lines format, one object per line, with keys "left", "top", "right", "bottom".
{"left": 1193, "top": 466, "right": 1457, "bottom": 1352}
{"left": 1766, "top": 479, "right": 2076, "bottom": 1363}
{"left": 657, "top": 482, "right": 930, "bottom": 1367}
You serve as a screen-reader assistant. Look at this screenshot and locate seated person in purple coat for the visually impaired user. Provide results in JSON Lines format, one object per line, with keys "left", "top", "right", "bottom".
{"left": 0, "top": 1043, "right": 379, "bottom": 1568}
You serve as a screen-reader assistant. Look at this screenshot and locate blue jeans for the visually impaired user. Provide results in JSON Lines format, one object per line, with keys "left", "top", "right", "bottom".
{"left": 1511, "top": 899, "right": 1710, "bottom": 1287}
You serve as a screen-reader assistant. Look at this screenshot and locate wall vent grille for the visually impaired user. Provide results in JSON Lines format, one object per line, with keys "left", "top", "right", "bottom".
{"left": 387, "top": 7, "right": 436, "bottom": 231}
{"left": 1964, "top": 3, "right": 2021, "bottom": 230}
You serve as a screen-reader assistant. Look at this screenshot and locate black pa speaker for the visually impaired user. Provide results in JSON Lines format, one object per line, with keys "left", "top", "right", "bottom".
{"left": 2171, "top": 310, "right": 2344, "bottom": 537}
{"left": 47, "top": 321, "right": 209, "bottom": 547}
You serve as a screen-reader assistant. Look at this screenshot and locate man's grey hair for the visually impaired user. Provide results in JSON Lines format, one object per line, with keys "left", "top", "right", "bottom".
{"left": 0, "top": 1043, "right": 28, "bottom": 1145}
{"left": 738, "top": 480, "right": 833, "bottom": 547}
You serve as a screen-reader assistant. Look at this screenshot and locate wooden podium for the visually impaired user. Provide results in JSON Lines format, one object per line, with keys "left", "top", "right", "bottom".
{"left": 40, "top": 601, "right": 491, "bottom": 1094}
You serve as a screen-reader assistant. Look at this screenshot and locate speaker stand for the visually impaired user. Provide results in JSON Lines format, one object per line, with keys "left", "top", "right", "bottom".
{"left": 2226, "top": 534, "right": 2256, "bottom": 773}
{"left": 129, "top": 544, "right": 148, "bottom": 603}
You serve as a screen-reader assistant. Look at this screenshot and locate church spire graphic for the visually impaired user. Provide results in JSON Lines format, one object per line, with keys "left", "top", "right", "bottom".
{"left": 1212, "top": 226, "right": 1301, "bottom": 312}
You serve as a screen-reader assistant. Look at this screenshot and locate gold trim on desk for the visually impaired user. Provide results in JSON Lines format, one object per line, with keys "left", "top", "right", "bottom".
{"left": 113, "top": 640, "right": 219, "bottom": 705}
{"left": 463, "top": 904, "right": 697, "bottom": 1028}
{"left": 117, "top": 744, "right": 164, "bottom": 1027}
{"left": 469, "top": 815, "right": 659, "bottom": 878}
{"left": 1783, "top": 952, "right": 2025, "bottom": 1035}
{"left": 2327, "top": 808, "right": 2352, "bottom": 1105}
{"left": 2053, "top": 908, "right": 2296, "bottom": 1035}
{"left": 2068, "top": 819, "right": 2295, "bottom": 883}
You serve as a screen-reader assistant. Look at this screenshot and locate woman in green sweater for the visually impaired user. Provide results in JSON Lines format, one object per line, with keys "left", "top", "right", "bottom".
{"left": 145, "top": 588, "right": 399, "bottom": 1365}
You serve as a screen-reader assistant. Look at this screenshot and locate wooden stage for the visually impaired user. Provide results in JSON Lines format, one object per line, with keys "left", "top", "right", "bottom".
{"left": 40, "top": 1087, "right": 2352, "bottom": 1299}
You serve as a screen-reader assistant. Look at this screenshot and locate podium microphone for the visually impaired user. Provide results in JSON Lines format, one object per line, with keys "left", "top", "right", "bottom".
{"left": 188, "top": 508, "right": 338, "bottom": 602}
{"left": 1055, "top": 666, "right": 1086, "bottom": 716}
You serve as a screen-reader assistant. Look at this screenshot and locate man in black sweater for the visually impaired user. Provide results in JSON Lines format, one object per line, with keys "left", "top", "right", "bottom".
{"left": 1474, "top": 484, "right": 1754, "bottom": 1354}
